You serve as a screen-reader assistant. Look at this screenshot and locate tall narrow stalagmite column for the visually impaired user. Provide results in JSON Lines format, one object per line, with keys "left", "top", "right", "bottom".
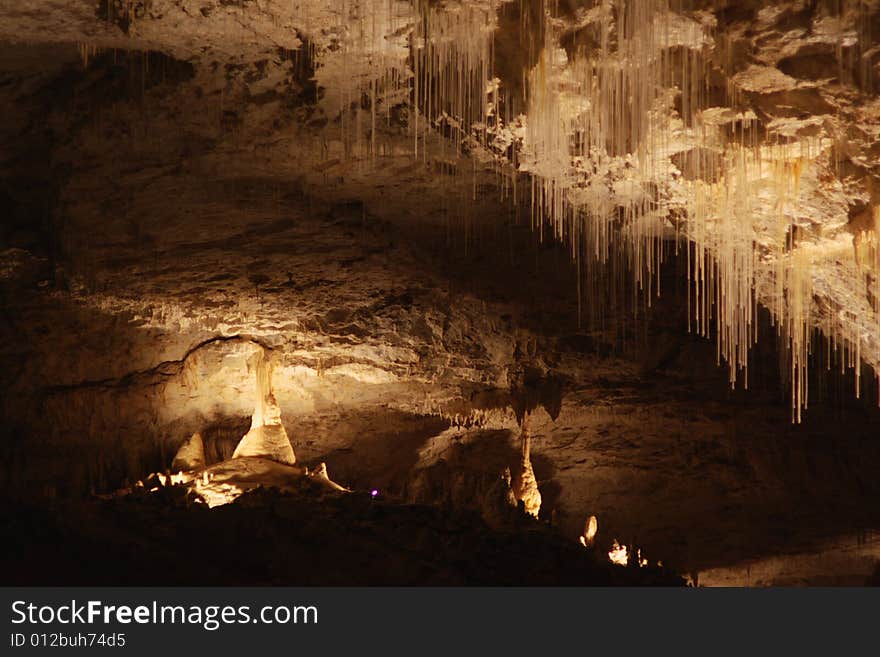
{"left": 512, "top": 426, "right": 542, "bottom": 518}
{"left": 232, "top": 348, "right": 297, "bottom": 465}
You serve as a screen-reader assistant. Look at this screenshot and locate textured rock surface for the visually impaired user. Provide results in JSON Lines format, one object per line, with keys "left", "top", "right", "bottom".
{"left": 171, "top": 431, "right": 205, "bottom": 470}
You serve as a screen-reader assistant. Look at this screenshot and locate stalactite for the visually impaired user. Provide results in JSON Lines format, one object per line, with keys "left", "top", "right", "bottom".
{"left": 502, "top": 1, "right": 876, "bottom": 420}
{"left": 302, "top": 0, "right": 880, "bottom": 421}
{"left": 78, "top": 43, "right": 101, "bottom": 68}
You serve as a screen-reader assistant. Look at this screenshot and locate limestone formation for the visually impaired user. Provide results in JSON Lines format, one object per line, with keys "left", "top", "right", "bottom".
{"left": 580, "top": 515, "right": 598, "bottom": 548}
{"left": 171, "top": 432, "right": 206, "bottom": 471}
{"left": 512, "top": 430, "right": 542, "bottom": 518}
{"left": 232, "top": 350, "right": 296, "bottom": 466}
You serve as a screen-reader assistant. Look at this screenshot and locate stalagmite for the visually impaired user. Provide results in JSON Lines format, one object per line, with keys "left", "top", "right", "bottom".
{"left": 232, "top": 349, "right": 296, "bottom": 466}
{"left": 171, "top": 432, "right": 206, "bottom": 471}
{"left": 511, "top": 429, "right": 542, "bottom": 518}
{"left": 580, "top": 515, "right": 598, "bottom": 548}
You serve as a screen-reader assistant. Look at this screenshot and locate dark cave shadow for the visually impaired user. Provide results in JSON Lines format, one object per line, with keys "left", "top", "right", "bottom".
{"left": 306, "top": 410, "right": 451, "bottom": 495}
{"left": 399, "top": 427, "right": 560, "bottom": 517}
{"left": 200, "top": 416, "right": 251, "bottom": 464}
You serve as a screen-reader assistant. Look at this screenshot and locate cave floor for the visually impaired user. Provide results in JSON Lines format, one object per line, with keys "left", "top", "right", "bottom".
{"left": 1, "top": 485, "right": 684, "bottom": 587}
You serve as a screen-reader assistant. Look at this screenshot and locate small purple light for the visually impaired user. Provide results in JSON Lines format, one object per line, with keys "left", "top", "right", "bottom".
{"left": 371, "top": 489, "right": 378, "bottom": 497}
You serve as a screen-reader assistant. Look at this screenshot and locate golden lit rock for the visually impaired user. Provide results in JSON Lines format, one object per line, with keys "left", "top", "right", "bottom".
{"left": 511, "top": 429, "right": 542, "bottom": 518}
{"left": 580, "top": 515, "right": 598, "bottom": 548}
{"left": 232, "top": 351, "right": 296, "bottom": 466}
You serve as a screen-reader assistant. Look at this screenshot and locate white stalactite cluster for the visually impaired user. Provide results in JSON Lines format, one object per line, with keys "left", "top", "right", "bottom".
{"left": 306, "top": 0, "right": 879, "bottom": 421}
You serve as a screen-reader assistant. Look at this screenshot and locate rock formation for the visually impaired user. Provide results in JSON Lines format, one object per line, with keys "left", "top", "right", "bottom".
{"left": 512, "top": 429, "right": 542, "bottom": 518}
{"left": 580, "top": 515, "right": 598, "bottom": 548}
{"left": 232, "top": 350, "right": 296, "bottom": 466}
{"left": 171, "top": 431, "right": 206, "bottom": 471}
{"left": 307, "top": 462, "right": 349, "bottom": 492}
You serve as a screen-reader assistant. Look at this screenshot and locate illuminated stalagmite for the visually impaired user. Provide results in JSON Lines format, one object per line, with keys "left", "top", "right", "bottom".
{"left": 580, "top": 515, "right": 599, "bottom": 548}
{"left": 512, "top": 429, "right": 542, "bottom": 517}
{"left": 232, "top": 350, "right": 296, "bottom": 466}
